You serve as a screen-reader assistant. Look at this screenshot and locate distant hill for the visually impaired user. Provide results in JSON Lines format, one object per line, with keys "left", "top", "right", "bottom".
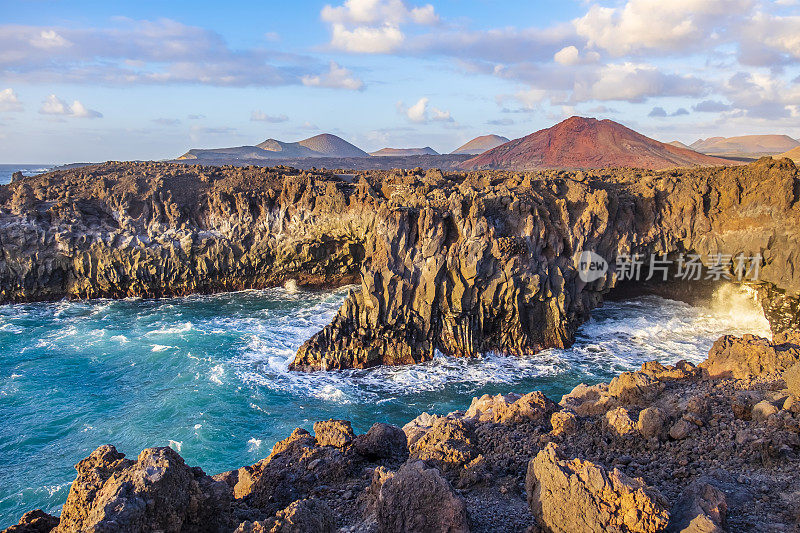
{"left": 460, "top": 116, "right": 733, "bottom": 171}
{"left": 451, "top": 135, "right": 510, "bottom": 155}
{"left": 777, "top": 146, "right": 800, "bottom": 164}
{"left": 690, "top": 135, "right": 800, "bottom": 157}
{"left": 667, "top": 140, "right": 693, "bottom": 150}
{"left": 296, "top": 133, "right": 369, "bottom": 158}
{"left": 370, "top": 147, "right": 439, "bottom": 157}
{"left": 178, "top": 133, "right": 367, "bottom": 161}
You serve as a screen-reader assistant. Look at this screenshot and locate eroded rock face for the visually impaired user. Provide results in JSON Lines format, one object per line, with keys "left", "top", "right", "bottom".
{"left": 373, "top": 460, "right": 470, "bottom": 533}
{"left": 2, "top": 159, "right": 798, "bottom": 371}
{"left": 526, "top": 443, "right": 670, "bottom": 533}
{"left": 55, "top": 445, "right": 231, "bottom": 533}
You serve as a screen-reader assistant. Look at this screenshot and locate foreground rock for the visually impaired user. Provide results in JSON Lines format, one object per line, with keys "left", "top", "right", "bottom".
{"left": 2, "top": 511, "right": 58, "bottom": 533}
{"left": 527, "top": 443, "right": 669, "bottom": 533}
{"left": 55, "top": 445, "right": 231, "bottom": 532}
{"left": 1, "top": 159, "right": 799, "bottom": 371}
{"left": 372, "top": 460, "right": 469, "bottom": 533}
{"left": 5, "top": 332, "right": 800, "bottom": 532}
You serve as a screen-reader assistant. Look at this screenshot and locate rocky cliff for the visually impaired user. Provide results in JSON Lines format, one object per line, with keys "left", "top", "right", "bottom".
{"left": 0, "top": 159, "right": 798, "bottom": 371}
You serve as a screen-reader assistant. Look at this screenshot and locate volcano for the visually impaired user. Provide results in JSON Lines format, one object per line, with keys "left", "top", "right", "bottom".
{"left": 460, "top": 117, "right": 732, "bottom": 171}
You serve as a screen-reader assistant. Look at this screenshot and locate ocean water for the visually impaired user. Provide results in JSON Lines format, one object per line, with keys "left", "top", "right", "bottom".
{"left": 0, "top": 284, "right": 770, "bottom": 526}
{"left": 0, "top": 164, "right": 54, "bottom": 185}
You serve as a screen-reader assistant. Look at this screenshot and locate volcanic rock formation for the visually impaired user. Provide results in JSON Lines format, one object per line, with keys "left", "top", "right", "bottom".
{"left": 460, "top": 117, "right": 732, "bottom": 171}
{"left": 0, "top": 158, "right": 798, "bottom": 372}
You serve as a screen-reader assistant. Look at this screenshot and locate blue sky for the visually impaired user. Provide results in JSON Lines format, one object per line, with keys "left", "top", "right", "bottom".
{"left": 1, "top": 0, "right": 799, "bottom": 163}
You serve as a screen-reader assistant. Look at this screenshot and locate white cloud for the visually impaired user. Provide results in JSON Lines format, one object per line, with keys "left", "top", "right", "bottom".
{"left": 250, "top": 111, "right": 289, "bottom": 123}
{"left": 39, "top": 94, "right": 102, "bottom": 118}
{"left": 301, "top": 61, "right": 364, "bottom": 89}
{"left": 406, "top": 97, "right": 427, "bottom": 122}
{"left": 329, "top": 23, "right": 404, "bottom": 53}
{"left": 30, "top": 29, "right": 70, "bottom": 49}
{"left": 739, "top": 12, "right": 800, "bottom": 66}
{"left": 321, "top": 0, "right": 438, "bottom": 26}
{"left": 573, "top": 62, "right": 705, "bottom": 103}
{"left": 0, "top": 19, "right": 327, "bottom": 88}
{"left": 554, "top": 45, "right": 580, "bottom": 65}
{"left": 399, "top": 97, "right": 453, "bottom": 123}
{"left": 0, "top": 88, "right": 23, "bottom": 112}
{"left": 575, "top": 0, "right": 753, "bottom": 56}
{"left": 322, "top": 0, "right": 438, "bottom": 53}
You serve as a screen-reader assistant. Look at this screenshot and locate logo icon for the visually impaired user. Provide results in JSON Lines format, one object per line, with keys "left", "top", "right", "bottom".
{"left": 576, "top": 251, "right": 608, "bottom": 283}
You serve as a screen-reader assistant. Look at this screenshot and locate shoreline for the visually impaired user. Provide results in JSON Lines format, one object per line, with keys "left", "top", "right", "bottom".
{"left": 4, "top": 329, "right": 799, "bottom": 532}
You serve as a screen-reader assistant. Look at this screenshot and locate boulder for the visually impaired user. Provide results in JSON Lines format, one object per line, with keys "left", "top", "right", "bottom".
{"left": 702, "top": 334, "right": 800, "bottom": 379}
{"left": 638, "top": 407, "right": 667, "bottom": 440}
{"left": 402, "top": 412, "right": 441, "bottom": 448}
{"left": 464, "top": 391, "right": 557, "bottom": 424}
{"left": 354, "top": 423, "right": 408, "bottom": 461}
{"left": 550, "top": 410, "right": 579, "bottom": 436}
{"left": 1, "top": 510, "right": 59, "bottom": 533}
{"left": 666, "top": 480, "right": 727, "bottom": 533}
{"left": 784, "top": 363, "right": 800, "bottom": 399}
{"left": 233, "top": 499, "right": 335, "bottom": 533}
{"left": 608, "top": 372, "right": 664, "bottom": 405}
{"left": 640, "top": 360, "right": 700, "bottom": 381}
{"left": 751, "top": 400, "right": 778, "bottom": 422}
{"left": 374, "top": 460, "right": 469, "bottom": 533}
{"left": 313, "top": 419, "right": 355, "bottom": 448}
{"left": 526, "top": 443, "right": 669, "bottom": 533}
{"left": 408, "top": 417, "right": 477, "bottom": 472}
{"left": 559, "top": 383, "right": 614, "bottom": 416}
{"left": 55, "top": 445, "right": 231, "bottom": 533}
{"left": 604, "top": 407, "right": 638, "bottom": 436}
{"left": 234, "top": 426, "right": 361, "bottom": 513}
{"left": 669, "top": 419, "right": 696, "bottom": 441}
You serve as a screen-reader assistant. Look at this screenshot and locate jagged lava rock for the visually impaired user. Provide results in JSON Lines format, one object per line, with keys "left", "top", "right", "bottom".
{"left": 55, "top": 445, "right": 231, "bottom": 533}
{"left": 373, "top": 460, "right": 469, "bottom": 533}
{"left": 526, "top": 443, "right": 670, "bottom": 533}
{"left": 702, "top": 334, "right": 800, "bottom": 379}
{"left": 1, "top": 510, "right": 58, "bottom": 533}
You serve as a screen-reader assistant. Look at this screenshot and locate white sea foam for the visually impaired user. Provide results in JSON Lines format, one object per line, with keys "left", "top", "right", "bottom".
{"left": 209, "top": 364, "right": 225, "bottom": 385}
{"left": 247, "top": 437, "right": 262, "bottom": 451}
{"left": 168, "top": 440, "right": 183, "bottom": 452}
{"left": 228, "top": 284, "right": 773, "bottom": 402}
{"left": 151, "top": 344, "right": 171, "bottom": 352}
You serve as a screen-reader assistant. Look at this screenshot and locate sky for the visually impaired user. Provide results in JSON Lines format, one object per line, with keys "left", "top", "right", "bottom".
{"left": 0, "top": 0, "right": 799, "bottom": 163}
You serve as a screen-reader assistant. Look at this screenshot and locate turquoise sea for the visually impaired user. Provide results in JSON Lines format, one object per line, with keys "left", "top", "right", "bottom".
{"left": 0, "top": 285, "right": 771, "bottom": 527}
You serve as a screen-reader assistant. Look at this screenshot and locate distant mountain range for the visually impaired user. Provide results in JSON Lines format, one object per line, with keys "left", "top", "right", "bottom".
{"left": 690, "top": 135, "right": 800, "bottom": 157}
{"left": 451, "top": 134, "right": 510, "bottom": 155}
{"left": 370, "top": 147, "right": 439, "bottom": 157}
{"left": 174, "top": 119, "right": 799, "bottom": 171}
{"left": 460, "top": 117, "right": 731, "bottom": 171}
{"left": 178, "top": 133, "right": 368, "bottom": 161}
